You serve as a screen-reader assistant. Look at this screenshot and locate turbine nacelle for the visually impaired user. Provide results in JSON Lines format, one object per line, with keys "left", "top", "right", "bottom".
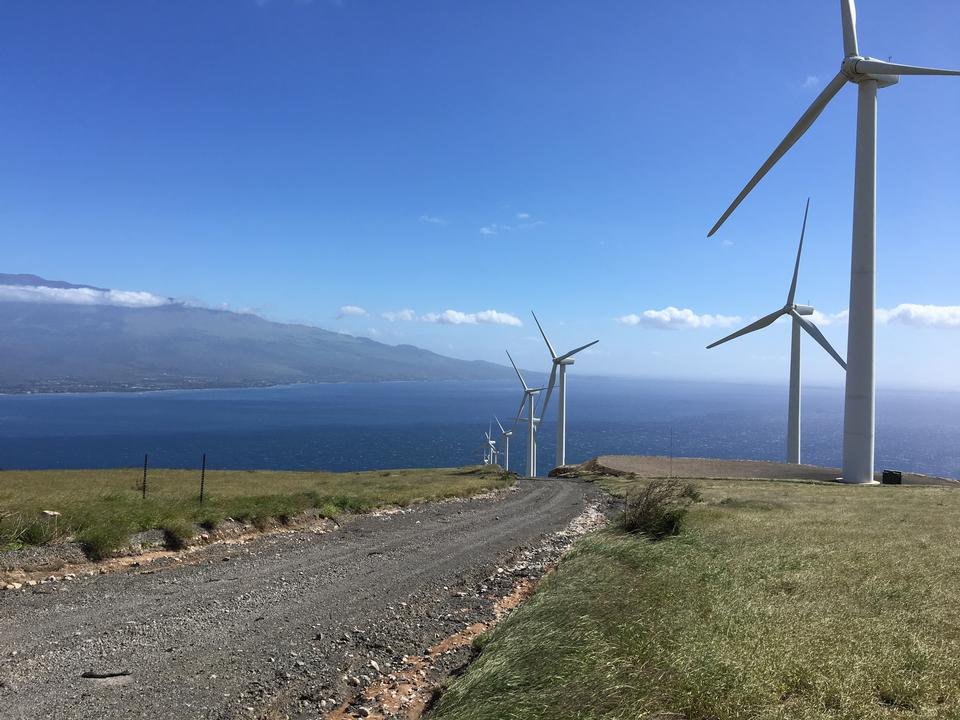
{"left": 842, "top": 56, "right": 899, "bottom": 87}
{"left": 793, "top": 304, "right": 815, "bottom": 316}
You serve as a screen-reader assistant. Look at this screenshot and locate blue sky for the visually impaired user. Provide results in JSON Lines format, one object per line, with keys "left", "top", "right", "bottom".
{"left": 2, "top": 0, "right": 959, "bottom": 389}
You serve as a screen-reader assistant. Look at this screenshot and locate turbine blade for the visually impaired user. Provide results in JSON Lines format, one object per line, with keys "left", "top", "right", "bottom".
{"left": 791, "top": 310, "right": 847, "bottom": 370}
{"left": 855, "top": 58, "right": 960, "bottom": 77}
{"left": 707, "top": 71, "right": 847, "bottom": 237}
{"left": 494, "top": 415, "right": 506, "bottom": 435}
{"left": 531, "top": 311, "right": 558, "bottom": 360}
{"left": 557, "top": 339, "right": 600, "bottom": 362}
{"left": 539, "top": 364, "right": 558, "bottom": 421}
{"left": 786, "top": 198, "right": 811, "bottom": 307}
{"left": 840, "top": 0, "right": 858, "bottom": 57}
{"left": 505, "top": 350, "right": 529, "bottom": 391}
{"left": 514, "top": 393, "right": 528, "bottom": 427}
{"left": 706, "top": 308, "right": 786, "bottom": 349}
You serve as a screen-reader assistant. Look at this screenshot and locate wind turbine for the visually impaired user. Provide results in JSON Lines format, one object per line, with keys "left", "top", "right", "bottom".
{"left": 494, "top": 416, "right": 512, "bottom": 472}
{"left": 506, "top": 350, "right": 544, "bottom": 478}
{"left": 707, "top": 0, "right": 960, "bottom": 483}
{"left": 707, "top": 199, "right": 847, "bottom": 464}
{"left": 484, "top": 423, "right": 499, "bottom": 466}
{"left": 532, "top": 312, "right": 598, "bottom": 469}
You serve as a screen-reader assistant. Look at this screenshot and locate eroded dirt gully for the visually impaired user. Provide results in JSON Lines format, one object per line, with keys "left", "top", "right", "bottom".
{"left": 0, "top": 478, "right": 606, "bottom": 720}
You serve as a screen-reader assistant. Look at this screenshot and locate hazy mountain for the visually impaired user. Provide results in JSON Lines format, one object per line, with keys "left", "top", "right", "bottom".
{"left": 0, "top": 275, "right": 512, "bottom": 393}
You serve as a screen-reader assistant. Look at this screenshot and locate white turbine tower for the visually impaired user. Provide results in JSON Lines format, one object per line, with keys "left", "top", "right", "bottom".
{"left": 494, "top": 416, "right": 512, "bottom": 472}
{"left": 532, "top": 312, "right": 598, "bottom": 469}
{"left": 707, "top": 199, "right": 847, "bottom": 464}
{"left": 506, "top": 350, "right": 544, "bottom": 478}
{"left": 485, "top": 423, "right": 499, "bottom": 466}
{"left": 708, "top": 0, "right": 960, "bottom": 483}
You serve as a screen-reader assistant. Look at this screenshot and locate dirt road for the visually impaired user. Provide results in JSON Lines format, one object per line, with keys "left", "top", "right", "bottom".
{"left": 0, "top": 478, "right": 597, "bottom": 719}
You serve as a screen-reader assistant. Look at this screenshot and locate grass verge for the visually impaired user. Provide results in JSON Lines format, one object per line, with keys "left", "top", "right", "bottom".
{"left": 429, "top": 476, "right": 960, "bottom": 720}
{"left": 0, "top": 465, "right": 510, "bottom": 559}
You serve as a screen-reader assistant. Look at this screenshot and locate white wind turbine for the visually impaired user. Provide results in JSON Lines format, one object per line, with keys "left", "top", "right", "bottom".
{"left": 485, "top": 423, "right": 499, "bottom": 466}
{"left": 708, "top": 0, "right": 960, "bottom": 483}
{"left": 494, "top": 416, "right": 512, "bottom": 472}
{"left": 707, "top": 199, "right": 847, "bottom": 464}
{"left": 506, "top": 350, "right": 544, "bottom": 478}
{"left": 532, "top": 312, "right": 598, "bottom": 469}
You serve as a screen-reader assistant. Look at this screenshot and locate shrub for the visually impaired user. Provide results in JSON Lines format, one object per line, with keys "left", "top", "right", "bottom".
{"left": 617, "top": 478, "right": 700, "bottom": 540}
{"left": 251, "top": 515, "right": 273, "bottom": 531}
{"left": 198, "top": 515, "right": 220, "bottom": 532}
{"left": 79, "top": 523, "right": 132, "bottom": 561}
{"left": 317, "top": 502, "right": 341, "bottom": 519}
{"left": 22, "top": 519, "right": 58, "bottom": 546}
{"left": 162, "top": 520, "right": 195, "bottom": 550}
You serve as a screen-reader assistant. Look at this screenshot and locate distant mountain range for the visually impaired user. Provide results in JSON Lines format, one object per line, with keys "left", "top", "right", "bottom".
{"left": 0, "top": 274, "right": 512, "bottom": 393}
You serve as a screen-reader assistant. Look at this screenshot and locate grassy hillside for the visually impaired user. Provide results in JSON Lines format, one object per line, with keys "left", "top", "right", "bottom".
{"left": 0, "top": 465, "right": 510, "bottom": 559}
{"left": 430, "top": 477, "right": 960, "bottom": 720}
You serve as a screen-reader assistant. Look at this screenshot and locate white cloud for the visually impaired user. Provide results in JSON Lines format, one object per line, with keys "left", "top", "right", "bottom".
{"left": 808, "top": 305, "right": 960, "bottom": 329}
{"left": 419, "top": 215, "right": 447, "bottom": 226}
{"left": 382, "top": 308, "right": 417, "bottom": 322}
{"left": 337, "top": 305, "right": 368, "bottom": 318}
{"left": 810, "top": 309, "right": 848, "bottom": 326}
{"left": 421, "top": 309, "right": 522, "bottom": 327}
{"left": 518, "top": 219, "right": 546, "bottom": 229}
{"left": 517, "top": 212, "right": 531, "bottom": 221}
{"left": 803, "top": 75, "right": 820, "bottom": 89}
{"left": 877, "top": 304, "right": 960, "bottom": 328}
{"left": 720, "top": 238, "right": 734, "bottom": 248}
{"left": 618, "top": 307, "right": 742, "bottom": 329}
{"left": 479, "top": 225, "right": 498, "bottom": 236}
{"left": 0, "top": 284, "right": 171, "bottom": 308}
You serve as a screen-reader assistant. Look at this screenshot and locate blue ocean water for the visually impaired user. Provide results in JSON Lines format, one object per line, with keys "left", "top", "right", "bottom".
{"left": 0, "top": 377, "right": 958, "bottom": 479}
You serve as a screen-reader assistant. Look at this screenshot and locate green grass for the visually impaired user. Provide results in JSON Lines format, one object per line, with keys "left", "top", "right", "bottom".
{"left": 429, "top": 477, "right": 960, "bottom": 720}
{"left": 0, "top": 465, "right": 510, "bottom": 559}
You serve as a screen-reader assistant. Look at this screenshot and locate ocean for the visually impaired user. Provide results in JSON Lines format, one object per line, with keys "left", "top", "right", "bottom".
{"left": 0, "top": 377, "right": 958, "bottom": 479}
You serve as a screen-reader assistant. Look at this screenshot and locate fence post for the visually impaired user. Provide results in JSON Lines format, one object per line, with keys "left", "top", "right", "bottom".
{"left": 200, "top": 453, "right": 206, "bottom": 503}
{"left": 142, "top": 453, "right": 149, "bottom": 499}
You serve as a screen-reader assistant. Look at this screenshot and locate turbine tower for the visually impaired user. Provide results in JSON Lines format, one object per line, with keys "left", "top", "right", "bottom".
{"left": 707, "top": 199, "right": 847, "bottom": 464}
{"left": 707, "top": 0, "right": 960, "bottom": 483}
{"left": 494, "top": 416, "right": 512, "bottom": 472}
{"left": 506, "top": 350, "right": 543, "bottom": 478}
{"left": 484, "top": 423, "right": 499, "bottom": 466}
{"left": 532, "top": 312, "right": 598, "bottom": 469}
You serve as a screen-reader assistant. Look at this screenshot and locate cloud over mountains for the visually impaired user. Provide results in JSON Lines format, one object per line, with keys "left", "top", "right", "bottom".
{"left": 0, "top": 283, "right": 171, "bottom": 309}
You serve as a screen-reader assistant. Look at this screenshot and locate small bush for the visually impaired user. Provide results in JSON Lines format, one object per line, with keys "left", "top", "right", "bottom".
{"left": 617, "top": 478, "right": 700, "bottom": 540}
{"left": 79, "top": 524, "right": 132, "bottom": 561}
{"left": 22, "top": 519, "right": 58, "bottom": 546}
{"left": 317, "top": 502, "right": 341, "bottom": 519}
{"left": 251, "top": 515, "right": 273, "bottom": 531}
{"left": 198, "top": 515, "right": 220, "bottom": 532}
{"left": 471, "top": 632, "right": 491, "bottom": 653}
{"left": 330, "top": 495, "right": 370, "bottom": 514}
{"left": 162, "top": 520, "right": 195, "bottom": 550}
{"left": 0, "top": 512, "right": 27, "bottom": 547}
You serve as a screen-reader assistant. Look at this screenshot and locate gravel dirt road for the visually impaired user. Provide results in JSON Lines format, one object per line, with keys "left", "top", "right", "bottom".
{"left": 0, "top": 478, "right": 598, "bottom": 720}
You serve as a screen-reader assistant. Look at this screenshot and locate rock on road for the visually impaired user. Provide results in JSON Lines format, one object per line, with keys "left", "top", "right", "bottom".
{"left": 0, "top": 478, "right": 596, "bottom": 719}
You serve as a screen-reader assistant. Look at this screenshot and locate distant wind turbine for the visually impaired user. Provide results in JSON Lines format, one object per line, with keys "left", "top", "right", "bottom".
{"left": 532, "top": 312, "right": 598, "bottom": 469}
{"left": 506, "top": 350, "right": 544, "bottom": 478}
{"left": 707, "top": 0, "right": 960, "bottom": 483}
{"left": 484, "top": 423, "right": 499, "bottom": 466}
{"left": 494, "top": 416, "right": 512, "bottom": 472}
{"left": 707, "top": 199, "right": 846, "bottom": 464}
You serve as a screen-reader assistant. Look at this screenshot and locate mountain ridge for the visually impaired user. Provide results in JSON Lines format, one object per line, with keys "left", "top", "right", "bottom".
{"left": 0, "top": 275, "right": 512, "bottom": 393}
